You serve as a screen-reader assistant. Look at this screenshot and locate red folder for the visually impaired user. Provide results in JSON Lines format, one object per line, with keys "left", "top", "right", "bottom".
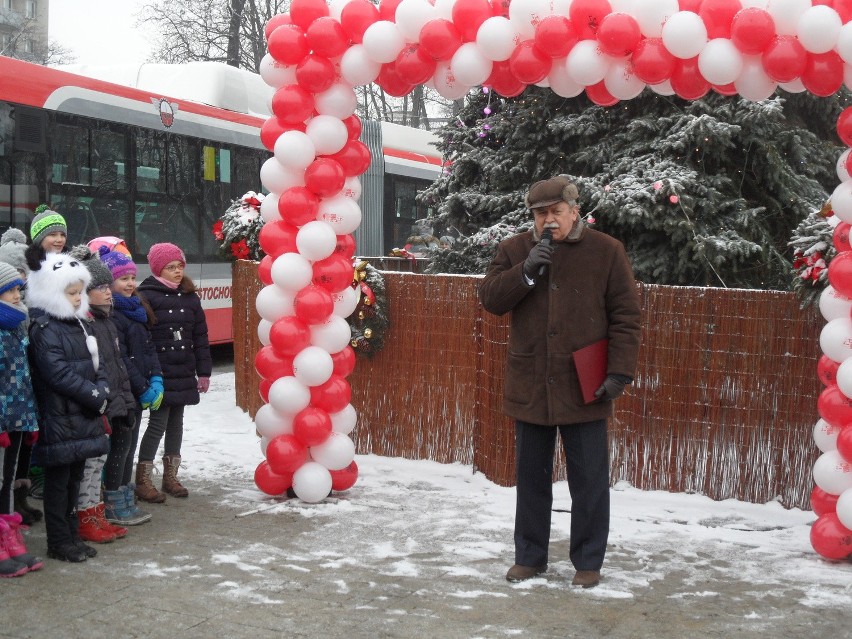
{"left": 573, "top": 338, "right": 609, "bottom": 404}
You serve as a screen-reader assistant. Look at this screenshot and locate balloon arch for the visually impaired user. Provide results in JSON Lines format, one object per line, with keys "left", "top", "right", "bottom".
{"left": 250, "top": 0, "right": 852, "bottom": 559}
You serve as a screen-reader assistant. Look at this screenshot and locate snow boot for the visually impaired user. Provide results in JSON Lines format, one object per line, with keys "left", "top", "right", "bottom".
{"left": 162, "top": 455, "right": 188, "bottom": 498}
{"left": 96, "top": 503, "right": 127, "bottom": 539}
{"left": 13, "top": 483, "right": 42, "bottom": 525}
{"left": 76, "top": 506, "right": 116, "bottom": 544}
{"left": 0, "top": 513, "right": 44, "bottom": 571}
{"left": 104, "top": 488, "right": 150, "bottom": 526}
{"left": 135, "top": 461, "right": 166, "bottom": 503}
{"left": 122, "top": 484, "right": 152, "bottom": 524}
{"left": 0, "top": 520, "right": 29, "bottom": 576}
{"left": 46, "top": 543, "right": 87, "bottom": 563}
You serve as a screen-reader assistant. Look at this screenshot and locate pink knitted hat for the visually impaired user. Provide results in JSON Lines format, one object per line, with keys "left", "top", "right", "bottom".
{"left": 147, "top": 243, "right": 186, "bottom": 277}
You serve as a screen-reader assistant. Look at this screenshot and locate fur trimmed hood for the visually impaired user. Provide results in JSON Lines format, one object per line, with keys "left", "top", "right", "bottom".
{"left": 26, "top": 252, "right": 91, "bottom": 319}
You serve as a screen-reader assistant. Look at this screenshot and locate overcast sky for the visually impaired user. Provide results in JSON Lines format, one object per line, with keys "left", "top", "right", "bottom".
{"left": 49, "top": 0, "right": 153, "bottom": 66}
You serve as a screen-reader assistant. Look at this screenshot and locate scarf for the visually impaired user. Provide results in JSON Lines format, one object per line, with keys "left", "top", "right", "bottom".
{"left": 0, "top": 299, "right": 26, "bottom": 330}
{"left": 113, "top": 294, "right": 148, "bottom": 323}
{"left": 154, "top": 275, "right": 180, "bottom": 289}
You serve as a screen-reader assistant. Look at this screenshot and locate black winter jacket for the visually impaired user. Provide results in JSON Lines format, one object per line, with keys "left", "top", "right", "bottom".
{"left": 136, "top": 276, "right": 212, "bottom": 407}
{"left": 88, "top": 305, "right": 135, "bottom": 420}
{"left": 28, "top": 308, "right": 111, "bottom": 466}
{"left": 111, "top": 297, "right": 162, "bottom": 401}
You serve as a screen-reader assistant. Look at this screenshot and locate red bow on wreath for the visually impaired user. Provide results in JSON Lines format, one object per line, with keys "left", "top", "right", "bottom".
{"left": 794, "top": 250, "right": 826, "bottom": 284}
{"left": 243, "top": 195, "right": 262, "bottom": 208}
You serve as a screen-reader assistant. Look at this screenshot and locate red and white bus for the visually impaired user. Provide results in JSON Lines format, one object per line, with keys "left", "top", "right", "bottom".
{"left": 0, "top": 56, "right": 443, "bottom": 343}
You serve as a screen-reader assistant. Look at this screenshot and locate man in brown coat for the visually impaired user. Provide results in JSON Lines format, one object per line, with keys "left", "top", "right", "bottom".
{"left": 479, "top": 175, "right": 641, "bottom": 588}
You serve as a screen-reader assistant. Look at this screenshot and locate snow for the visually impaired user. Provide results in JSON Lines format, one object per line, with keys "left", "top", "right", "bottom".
{"left": 180, "top": 371, "right": 852, "bottom": 605}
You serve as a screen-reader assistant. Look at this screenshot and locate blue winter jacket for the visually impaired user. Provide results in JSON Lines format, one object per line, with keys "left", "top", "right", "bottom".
{"left": 0, "top": 325, "right": 38, "bottom": 434}
{"left": 111, "top": 295, "right": 162, "bottom": 401}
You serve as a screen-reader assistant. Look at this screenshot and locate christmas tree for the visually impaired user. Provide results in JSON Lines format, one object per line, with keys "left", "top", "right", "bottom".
{"left": 421, "top": 88, "right": 848, "bottom": 290}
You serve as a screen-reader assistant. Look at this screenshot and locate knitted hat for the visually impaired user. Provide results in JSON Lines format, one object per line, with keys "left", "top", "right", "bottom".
{"left": 0, "top": 262, "right": 24, "bottom": 296}
{"left": 69, "top": 245, "right": 113, "bottom": 291}
{"left": 0, "top": 228, "right": 29, "bottom": 275}
{"left": 147, "top": 242, "right": 186, "bottom": 277}
{"left": 100, "top": 247, "right": 137, "bottom": 279}
{"left": 30, "top": 206, "right": 68, "bottom": 247}
{"left": 25, "top": 252, "right": 91, "bottom": 319}
{"left": 524, "top": 176, "right": 580, "bottom": 210}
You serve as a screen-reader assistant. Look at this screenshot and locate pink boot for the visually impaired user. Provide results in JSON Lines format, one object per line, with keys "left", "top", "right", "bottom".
{"left": 0, "top": 518, "right": 29, "bottom": 577}
{"left": 0, "top": 513, "right": 44, "bottom": 572}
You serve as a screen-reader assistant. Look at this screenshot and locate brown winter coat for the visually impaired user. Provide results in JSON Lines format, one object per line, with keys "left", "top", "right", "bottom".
{"left": 479, "top": 221, "right": 641, "bottom": 426}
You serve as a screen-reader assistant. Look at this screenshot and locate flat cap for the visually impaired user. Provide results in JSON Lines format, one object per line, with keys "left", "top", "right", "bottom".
{"left": 524, "top": 175, "right": 580, "bottom": 209}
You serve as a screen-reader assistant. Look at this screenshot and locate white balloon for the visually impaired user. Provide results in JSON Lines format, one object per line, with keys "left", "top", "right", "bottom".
{"left": 296, "top": 221, "right": 337, "bottom": 261}
{"left": 821, "top": 317, "right": 852, "bottom": 363}
{"left": 548, "top": 59, "right": 584, "bottom": 97}
{"left": 315, "top": 83, "right": 358, "bottom": 119}
{"left": 362, "top": 21, "right": 406, "bottom": 63}
{"left": 838, "top": 358, "right": 852, "bottom": 399}
{"left": 305, "top": 115, "right": 348, "bottom": 156}
{"left": 837, "top": 487, "right": 852, "bottom": 530}
{"left": 329, "top": 0, "right": 348, "bottom": 19}
{"left": 604, "top": 58, "right": 646, "bottom": 100}
{"left": 342, "top": 176, "right": 363, "bottom": 200}
{"left": 698, "top": 39, "right": 743, "bottom": 86}
{"left": 796, "top": 6, "right": 842, "bottom": 54}
{"left": 846, "top": 62, "right": 852, "bottom": 92}
{"left": 395, "top": 0, "right": 438, "bottom": 41}
{"left": 331, "top": 404, "right": 358, "bottom": 435}
{"left": 838, "top": 150, "right": 852, "bottom": 183}
{"left": 311, "top": 314, "right": 352, "bottom": 352}
{"left": 256, "top": 284, "right": 295, "bottom": 322}
{"left": 813, "top": 450, "right": 852, "bottom": 495}
{"left": 649, "top": 79, "right": 675, "bottom": 95}
{"left": 260, "top": 157, "right": 304, "bottom": 193}
{"left": 274, "top": 130, "right": 316, "bottom": 170}
{"left": 632, "top": 0, "right": 680, "bottom": 38}
{"left": 292, "top": 461, "right": 333, "bottom": 503}
{"left": 332, "top": 285, "right": 360, "bottom": 318}
{"left": 258, "top": 318, "right": 273, "bottom": 346}
{"left": 476, "top": 16, "right": 518, "bottom": 62}
{"left": 317, "top": 196, "right": 363, "bottom": 234}
{"left": 271, "top": 253, "right": 314, "bottom": 291}
{"left": 451, "top": 42, "right": 493, "bottom": 86}
{"left": 734, "top": 55, "right": 777, "bottom": 102}
{"left": 260, "top": 436, "right": 270, "bottom": 456}
{"left": 268, "top": 376, "right": 312, "bottom": 414}
{"left": 838, "top": 23, "right": 852, "bottom": 64}
{"left": 433, "top": 60, "right": 472, "bottom": 100}
{"left": 661, "top": 11, "right": 708, "bottom": 60}
{"left": 310, "top": 432, "right": 356, "bottom": 470}
{"left": 293, "top": 346, "right": 335, "bottom": 386}
{"left": 767, "top": 0, "right": 812, "bottom": 36}
{"left": 255, "top": 403, "right": 295, "bottom": 438}
{"left": 778, "top": 78, "right": 806, "bottom": 94}
{"left": 814, "top": 418, "right": 841, "bottom": 453}
{"left": 831, "top": 181, "right": 852, "bottom": 224}
{"left": 259, "top": 53, "right": 297, "bottom": 88}
{"left": 509, "top": 0, "right": 555, "bottom": 40}
{"left": 433, "top": 0, "right": 456, "bottom": 20}
{"left": 340, "top": 45, "right": 382, "bottom": 86}
{"left": 820, "top": 285, "right": 852, "bottom": 322}
{"left": 565, "top": 40, "right": 612, "bottom": 86}
{"left": 260, "top": 192, "right": 282, "bottom": 223}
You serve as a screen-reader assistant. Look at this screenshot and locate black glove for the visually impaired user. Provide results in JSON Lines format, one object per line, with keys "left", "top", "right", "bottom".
{"left": 523, "top": 239, "right": 555, "bottom": 279}
{"left": 594, "top": 374, "right": 633, "bottom": 401}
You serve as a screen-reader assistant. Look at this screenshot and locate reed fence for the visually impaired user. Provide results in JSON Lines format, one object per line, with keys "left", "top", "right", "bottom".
{"left": 232, "top": 260, "right": 823, "bottom": 510}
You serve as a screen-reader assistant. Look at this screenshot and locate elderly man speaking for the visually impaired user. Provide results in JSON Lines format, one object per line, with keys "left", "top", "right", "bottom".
{"left": 479, "top": 175, "right": 641, "bottom": 589}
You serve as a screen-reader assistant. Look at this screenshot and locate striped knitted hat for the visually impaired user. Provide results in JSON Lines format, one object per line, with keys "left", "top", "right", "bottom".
{"left": 0, "top": 262, "right": 24, "bottom": 296}
{"left": 30, "top": 206, "right": 67, "bottom": 247}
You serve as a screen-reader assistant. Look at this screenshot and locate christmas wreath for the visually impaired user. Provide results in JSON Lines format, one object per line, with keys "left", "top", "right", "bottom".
{"left": 789, "top": 200, "right": 834, "bottom": 307}
{"left": 212, "top": 192, "right": 266, "bottom": 261}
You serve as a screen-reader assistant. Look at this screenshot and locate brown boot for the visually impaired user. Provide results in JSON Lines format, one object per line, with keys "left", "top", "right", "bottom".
{"left": 135, "top": 461, "right": 166, "bottom": 503}
{"left": 161, "top": 455, "right": 188, "bottom": 498}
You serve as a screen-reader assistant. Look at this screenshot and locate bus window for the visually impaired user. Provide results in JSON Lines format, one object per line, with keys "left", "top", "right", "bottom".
{"left": 52, "top": 123, "right": 90, "bottom": 185}
{"left": 91, "top": 128, "right": 127, "bottom": 192}
{"left": 384, "top": 176, "right": 433, "bottom": 255}
{"left": 167, "top": 136, "right": 195, "bottom": 195}
{"left": 136, "top": 130, "right": 165, "bottom": 193}
{"left": 231, "top": 147, "right": 266, "bottom": 196}
{"left": 135, "top": 200, "right": 200, "bottom": 258}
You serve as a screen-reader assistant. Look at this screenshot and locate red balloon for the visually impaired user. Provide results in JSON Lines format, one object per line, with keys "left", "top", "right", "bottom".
{"left": 451, "top": 0, "right": 493, "bottom": 42}
{"left": 419, "top": 19, "right": 463, "bottom": 60}
{"left": 762, "top": 36, "right": 807, "bottom": 83}
{"left": 310, "top": 374, "right": 352, "bottom": 413}
{"left": 379, "top": 0, "right": 402, "bottom": 21}
{"left": 270, "top": 316, "right": 312, "bottom": 356}
{"left": 255, "top": 460, "right": 293, "bottom": 496}
{"left": 268, "top": 25, "right": 309, "bottom": 65}
{"left": 834, "top": 222, "right": 852, "bottom": 253}
{"left": 509, "top": 40, "right": 551, "bottom": 84}
{"left": 259, "top": 377, "right": 272, "bottom": 403}
{"left": 828, "top": 251, "right": 852, "bottom": 297}
{"left": 730, "top": 8, "right": 775, "bottom": 55}
{"left": 255, "top": 345, "right": 295, "bottom": 380}
{"left": 596, "top": 12, "right": 641, "bottom": 57}
{"left": 294, "top": 285, "right": 335, "bottom": 324}
{"left": 818, "top": 355, "right": 841, "bottom": 387}
{"left": 306, "top": 17, "right": 349, "bottom": 58}
{"left": 331, "top": 345, "right": 357, "bottom": 377}
{"left": 264, "top": 13, "right": 292, "bottom": 41}
{"left": 698, "top": 0, "right": 741, "bottom": 39}
{"left": 376, "top": 62, "right": 417, "bottom": 97}
{"left": 341, "top": 0, "right": 379, "bottom": 43}
{"left": 632, "top": 38, "right": 676, "bottom": 84}
{"left": 712, "top": 82, "right": 738, "bottom": 96}
{"left": 811, "top": 486, "right": 840, "bottom": 517}
{"left": 836, "top": 0, "right": 852, "bottom": 23}
{"left": 327, "top": 140, "right": 372, "bottom": 177}
{"left": 296, "top": 54, "right": 337, "bottom": 94}
{"left": 279, "top": 186, "right": 320, "bottom": 227}
{"left": 272, "top": 85, "right": 315, "bottom": 124}
{"left": 313, "top": 254, "right": 355, "bottom": 292}
{"left": 490, "top": 0, "right": 510, "bottom": 16}
{"left": 569, "top": 0, "right": 613, "bottom": 40}
{"left": 330, "top": 460, "right": 359, "bottom": 491}
{"left": 679, "top": 0, "right": 701, "bottom": 10}
{"left": 839, "top": 108, "right": 852, "bottom": 147}
{"left": 334, "top": 234, "right": 357, "bottom": 258}
{"left": 342, "top": 115, "right": 362, "bottom": 140}
{"left": 293, "top": 406, "right": 333, "bottom": 447}
{"left": 485, "top": 60, "right": 526, "bottom": 97}
{"left": 304, "top": 158, "right": 346, "bottom": 197}
{"left": 585, "top": 81, "right": 619, "bottom": 106}
{"left": 266, "top": 433, "right": 308, "bottom": 474}
{"left": 395, "top": 44, "right": 438, "bottom": 85}
{"left": 258, "top": 220, "right": 298, "bottom": 258}
{"left": 838, "top": 424, "right": 852, "bottom": 462}
{"left": 810, "top": 512, "right": 852, "bottom": 560}
{"left": 818, "top": 385, "right": 852, "bottom": 428}
{"left": 258, "top": 254, "right": 274, "bottom": 285}
{"left": 801, "top": 51, "right": 844, "bottom": 98}
{"left": 289, "top": 0, "right": 329, "bottom": 30}
{"left": 670, "top": 57, "right": 710, "bottom": 100}
{"left": 534, "top": 16, "right": 579, "bottom": 58}
{"left": 261, "top": 116, "right": 287, "bottom": 152}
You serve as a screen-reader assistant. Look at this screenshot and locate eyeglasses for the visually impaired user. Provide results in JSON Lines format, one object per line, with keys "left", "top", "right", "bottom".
{"left": 91, "top": 284, "right": 112, "bottom": 293}
{"left": 162, "top": 264, "right": 185, "bottom": 273}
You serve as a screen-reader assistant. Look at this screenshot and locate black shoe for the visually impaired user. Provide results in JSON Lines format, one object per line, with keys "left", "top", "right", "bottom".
{"left": 74, "top": 541, "right": 97, "bottom": 558}
{"left": 47, "top": 544, "right": 87, "bottom": 563}
{"left": 13, "top": 487, "right": 42, "bottom": 524}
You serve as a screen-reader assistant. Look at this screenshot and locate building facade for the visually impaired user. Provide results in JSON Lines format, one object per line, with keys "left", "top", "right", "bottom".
{"left": 0, "top": 0, "right": 48, "bottom": 62}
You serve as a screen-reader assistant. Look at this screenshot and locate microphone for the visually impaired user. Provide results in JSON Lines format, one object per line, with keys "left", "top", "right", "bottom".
{"left": 538, "top": 228, "right": 553, "bottom": 277}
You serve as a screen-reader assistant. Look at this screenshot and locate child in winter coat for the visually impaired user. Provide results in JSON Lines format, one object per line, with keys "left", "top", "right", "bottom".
{"left": 25, "top": 205, "right": 67, "bottom": 272}
{"left": 100, "top": 246, "right": 163, "bottom": 513}
{"left": 0, "top": 263, "right": 43, "bottom": 576}
{"left": 27, "top": 252, "right": 111, "bottom": 563}
{"left": 136, "top": 243, "right": 211, "bottom": 502}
